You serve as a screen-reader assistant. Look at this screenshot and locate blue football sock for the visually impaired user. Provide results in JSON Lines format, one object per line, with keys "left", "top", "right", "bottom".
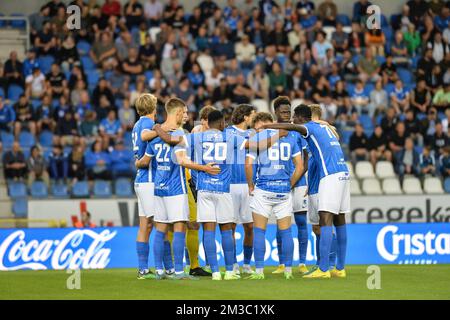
{"left": 315, "top": 234, "right": 321, "bottom": 265}
{"left": 318, "top": 226, "right": 333, "bottom": 272}
{"left": 221, "top": 229, "right": 235, "bottom": 271}
{"left": 253, "top": 227, "right": 266, "bottom": 270}
{"left": 202, "top": 231, "right": 209, "bottom": 266}
{"left": 294, "top": 213, "right": 308, "bottom": 264}
{"left": 335, "top": 225, "right": 347, "bottom": 271}
{"left": 163, "top": 240, "right": 173, "bottom": 271}
{"left": 276, "top": 229, "right": 284, "bottom": 265}
{"left": 232, "top": 233, "right": 238, "bottom": 265}
{"left": 279, "top": 228, "right": 294, "bottom": 268}
{"left": 243, "top": 245, "right": 253, "bottom": 265}
{"left": 329, "top": 233, "right": 337, "bottom": 269}
{"left": 153, "top": 231, "right": 165, "bottom": 272}
{"left": 136, "top": 241, "right": 149, "bottom": 271}
{"left": 185, "top": 248, "right": 190, "bottom": 266}
{"left": 204, "top": 230, "right": 219, "bottom": 273}
{"left": 172, "top": 232, "right": 186, "bottom": 273}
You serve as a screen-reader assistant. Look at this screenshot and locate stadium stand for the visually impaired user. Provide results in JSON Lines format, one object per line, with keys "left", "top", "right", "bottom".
{"left": 0, "top": 0, "right": 448, "bottom": 220}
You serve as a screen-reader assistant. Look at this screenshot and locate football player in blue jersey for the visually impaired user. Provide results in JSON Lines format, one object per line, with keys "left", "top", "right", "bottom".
{"left": 136, "top": 98, "right": 221, "bottom": 280}
{"left": 245, "top": 112, "right": 304, "bottom": 280}
{"left": 271, "top": 96, "right": 309, "bottom": 275}
{"left": 303, "top": 104, "right": 338, "bottom": 275}
{"left": 263, "top": 105, "right": 350, "bottom": 279}
{"left": 225, "top": 104, "right": 257, "bottom": 276}
{"left": 132, "top": 94, "right": 158, "bottom": 280}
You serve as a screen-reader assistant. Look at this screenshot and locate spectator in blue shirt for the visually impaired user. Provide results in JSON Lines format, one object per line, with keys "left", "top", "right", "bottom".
{"left": 439, "top": 146, "right": 450, "bottom": 178}
{"left": 48, "top": 144, "right": 69, "bottom": 182}
{"left": 0, "top": 97, "right": 16, "bottom": 132}
{"left": 85, "top": 140, "right": 111, "bottom": 180}
{"left": 390, "top": 79, "right": 410, "bottom": 114}
{"left": 187, "top": 63, "right": 205, "bottom": 89}
{"left": 110, "top": 140, "right": 134, "bottom": 178}
{"left": 22, "top": 49, "right": 40, "bottom": 78}
{"left": 99, "top": 109, "right": 123, "bottom": 150}
{"left": 353, "top": 0, "right": 372, "bottom": 24}
{"left": 419, "top": 145, "right": 436, "bottom": 176}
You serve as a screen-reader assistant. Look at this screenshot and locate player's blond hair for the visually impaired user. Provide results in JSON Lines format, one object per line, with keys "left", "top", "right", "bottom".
{"left": 309, "top": 104, "right": 322, "bottom": 119}
{"left": 252, "top": 112, "right": 273, "bottom": 127}
{"left": 165, "top": 97, "right": 186, "bottom": 114}
{"left": 199, "top": 105, "right": 216, "bottom": 120}
{"left": 135, "top": 93, "right": 157, "bottom": 116}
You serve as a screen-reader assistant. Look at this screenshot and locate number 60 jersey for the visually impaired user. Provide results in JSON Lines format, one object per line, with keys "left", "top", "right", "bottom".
{"left": 187, "top": 129, "right": 247, "bottom": 193}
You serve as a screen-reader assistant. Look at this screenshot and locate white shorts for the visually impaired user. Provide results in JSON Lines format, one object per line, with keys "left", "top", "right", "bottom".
{"left": 134, "top": 182, "right": 155, "bottom": 218}
{"left": 197, "top": 191, "right": 235, "bottom": 224}
{"left": 307, "top": 193, "right": 319, "bottom": 225}
{"left": 250, "top": 187, "right": 292, "bottom": 220}
{"left": 318, "top": 172, "right": 351, "bottom": 214}
{"left": 292, "top": 186, "right": 308, "bottom": 213}
{"left": 154, "top": 194, "right": 189, "bottom": 223}
{"left": 230, "top": 184, "right": 253, "bottom": 224}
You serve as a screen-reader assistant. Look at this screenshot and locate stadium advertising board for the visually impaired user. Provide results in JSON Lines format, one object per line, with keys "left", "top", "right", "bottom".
{"left": 27, "top": 195, "right": 450, "bottom": 227}
{"left": 0, "top": 223, "right": 449, "bottom": 271}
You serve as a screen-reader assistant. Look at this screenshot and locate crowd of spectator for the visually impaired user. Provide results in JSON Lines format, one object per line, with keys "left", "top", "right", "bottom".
{"left": 0, "top": 0, "right": 449, "bottom": 190}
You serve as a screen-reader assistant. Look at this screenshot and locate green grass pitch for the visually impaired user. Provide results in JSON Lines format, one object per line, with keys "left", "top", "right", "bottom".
{"left": 1, "top": 265, "right": 449, "bottom": 300}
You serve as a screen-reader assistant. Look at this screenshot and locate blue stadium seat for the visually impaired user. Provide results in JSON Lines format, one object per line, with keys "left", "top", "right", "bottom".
{"left": 359, "top": 114, "right": 374, "bottom": 132}
{"left": 383, "top": 27, "right": 394, "bottom": 43}
{"left": 93, "top": 180, "right": 112, "bottom": 198}
{"left": 376, "top": 55, "right": 386, "bottom": 66}
{"left": 10, "top": 13, "right": 26, "bottom": 29}
{"left": 7, "top": 84, "right": 24, "bottom": 101}
{"left": 123, "top": 131, "right": 133, "bottom": 149}
{"left": 81, "top": 56, "right": 96, "bottom": 71}
{"left": 0, "top": 87, "right": 4, "bottom": 98}
{"left": 384, "top": 83, "right": 395, "bottom": 95}
{"left": 375, "top": 114, "right": 383, "bottom": 126}
{"left": 31, "top": 99, "right": 41, "bottom": 112}
{"left": 72, "top": 181, "right": 90, "bottom": 197}
{"left": 364, "top": 83, "right": 375, "bottom": 96}
{"left": 19, "top": 131, "right": 36, "bottom": 149}
{"left": 52, "top": 183, "right": 69, "bottom": 198}
{"left": 115, "top": 178, "right": 133, "bottom": 197}
{"left": 0, "top": 131, "right": 14, "bottom": 150}
{"left": 144, "top": 70, "right": 153, "bottom": 82}
{"left": 390, "top": 14, "right": 401, "bottom": 28}
{"left": 336, "top": 14, "right": 351, "bottom": 26}
{"left": 341, "top": 129, "right": 353, "bottom": 146}
{"left": 397, "top": 68, "right": 413, "bottom": 85}
{"left": 277, "top": 54, "right": 286, "bottom": 70}
{"left": 0, "top": 13, "right": 5, "bottom": 28}
{"left": 39, "top": 130, "right": 53, "bottom": 148}
{"left": 30, "top": 181, "right": 48, "bottom": 198}
{"left": 444, "top": 178, "right": 450, "bottom": 194}
{"left": 86, "top": 69, "right": 100, "bottom": 88}
{"left": 12, "top": 199, "right": 27, "bottom": 218}
{"left": 8, "top": 182, "right": 27, "bottom": 199}
{"left": 38, "top": 55, "right": 55, "bottom": 74}
{"left": 76, "top": 40, "right": 91, "bottom": 56}
{"left": 380, "top": 14, "right": 388, "bottom": 28}
{"left": 414, "top": 145, "right": 423, "bottom": 155}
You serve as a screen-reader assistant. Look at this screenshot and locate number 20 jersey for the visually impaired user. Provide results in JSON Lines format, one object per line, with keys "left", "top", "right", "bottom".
{"left": 187, "top": 130, "right": 246, "bottom": 193}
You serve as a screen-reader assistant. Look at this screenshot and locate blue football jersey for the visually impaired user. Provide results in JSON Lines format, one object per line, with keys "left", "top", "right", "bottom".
{"left": 302, "top": 122, "right": 348, "bottom": 179}
{"left": 224, "top": 125, "right": 253, "bottom": 184}
{"left": 289, "top": 131, "right": 307, "bottom": 188}
{"left": 307, "top": 153, "right": 319, "bottom": 195}
{"left": 248, "top": 129, "right": 301, "bottom": 194}
{"left": 188, "top": 130, "right": 246, "bottom": 193}
{"left": 146, "top": 129, "right": 187, "bottom": 197}
{"left": 132, "top": 116, "right": 155, "bottom": 183}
